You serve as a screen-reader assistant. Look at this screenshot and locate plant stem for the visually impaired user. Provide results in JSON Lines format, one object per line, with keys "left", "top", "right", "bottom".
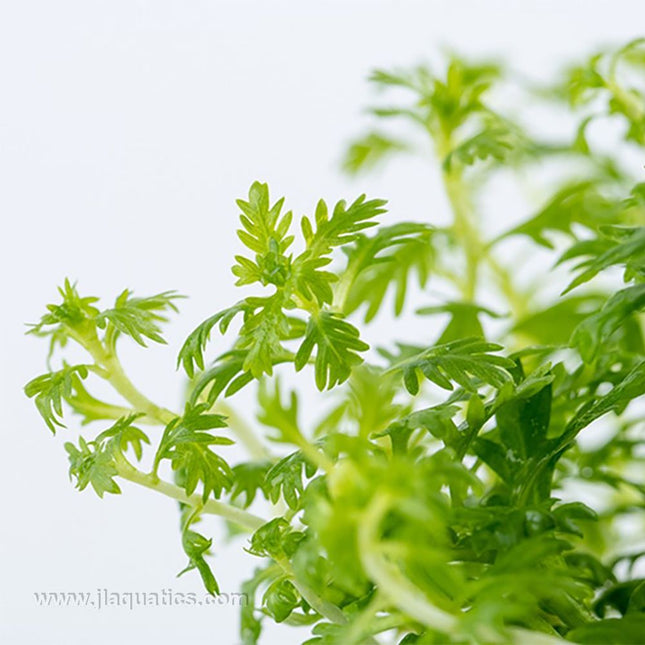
{"left": 277, "top": 558, "right": 348, "bottom": 625}
{"left": 435, "top": 128, "right": 530, "bottom": 317}
{"left": 213, "top": 400, "right": 272, "bottom": 461}
{"left": 443, "top": 168, "right": 481, "bottom": 302}
{"left": 436, "top": 130, "right": 481, "bottom": 302}
{"left": 295, "top": 437, "right": 335, "bottom": 475}
{"left": 486, "top": 254, "right": 530, "bottom": 318}
{"left": 116, "top": 460, "right": 266, "bottom": 532}
{"left": 359, "top": 494, "right": 569, "bottom": 644}
{"left": 76, "top": 331, "right": 177, "bottom": 426}
{"left": 358, "top": 494, "right": 458, "bottom": 633}
{"left": 117, "top": 460, "right": 348, "bottom": 626}
{"left": 343, "top": 590, "right": 388, "bottom": 644}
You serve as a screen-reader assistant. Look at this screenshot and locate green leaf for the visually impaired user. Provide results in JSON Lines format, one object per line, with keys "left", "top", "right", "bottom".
{"left": 568, "top": 615, "right": 645, "bottom": 644}
{"left": 64, "top": 377, "right": 141, "bottom": 426}
{"left": 300, "top": 194, "right": 386, "bottom": 258}
{"left": 189, "top": 350, "right": 255, "bottom": 404}
{"left": 178, "top": 301, "right": 251, "bottom": 378}
{"left": 557, "top": 361, "right": 645, "bottom": 450}
{"left": 256, "top": 378, "right": 302, "bottom": 445}
{"left": 295, "top": 312, "right": 369, "bottom": 390}
{"left": 94, "top": 414, "right": 150, "bottom": 461}
{"left": 154, "top": 403, "right": 233, "bottom": 501}
{"left": 343, "top": 223, "right": 435, "bottom": 321}
{"left": 443, "top": 126, "right": 514, "bottom": 170}
{"left": 178, "top": 512, "right": 219, "bottom": 595}
{"left": 233, "top": 181, "right": 294, "bottom": 287}
{"left": 263, "top": 578, "right": 300, "bottom": 622}
{"left": 24, "top": 364, "right": 90, "bottom": 432}
{"left": 64, "top": 437, "right": 121, "bottom": 498}
{"left": 552, "top": 502, "right": 597, "bottom": 538}
{"left": 473, "top": 437, "right": 518, "bottom": 483}
{"left": 239, "top": 295, "right": 291, "bottom": 379}
{"left": 384, "top": 337, "right": 513, "bottom": 394}
{"left": 345, "top": 364, "right": 409, "bottom": 439}
{"left": 97, "top": 289, "right": 181, "bottom": 347}
{"left": 496, "top": 379, "right": 552, "bottom": 460}
{"left": 265, "top": 451, "right": 317, "bottom": 510}
{"left": 417, "top": 302, "right": 503, "bottom": 345}
{"left": 343, "top": 131, "right": 410, "bottom": 175}
{"left": 248, "top": 518, "right": 305, "bottom": 559}
{"left": 240, "top": 567, "right": 276, "bottom": 645}
{"left": 230, "top": 462, "right": 271, "bottom": 508}
{"left": 497, "top": 182, "right": 622, "bottom": 249}
{"left": 563, "top": 226, "right": 645, "bottom": 293}
{"left": 27, "top": 279, "right": 99, "bottom": 339}
{"left": 379, "top": 403, "right": 460, "bottom": 453}
{"left": 571, "top": 284, "right": 645, "bottom": 362}
{"left": 512, "top": 295, "right": 608, "bottom": 346}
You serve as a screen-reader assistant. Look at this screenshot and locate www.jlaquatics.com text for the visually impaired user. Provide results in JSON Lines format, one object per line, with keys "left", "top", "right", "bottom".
{"left": 34, "top": 588, "right": 248, "bottom": 610}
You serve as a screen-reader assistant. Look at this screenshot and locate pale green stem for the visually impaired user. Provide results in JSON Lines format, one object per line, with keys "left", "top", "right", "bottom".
{"left": 69, "top": 326, "right": 345, "bottom": 622}
{"left": 333, "top": 256, "right": 362, "bottom": 314}
{"left": 116, "top": 460, "right": 266, "bottom": 532}
{"left": 486, "top": 254, "right": 530, "bottom": 319}
{"left": 342, "top": 590, "right": 388, "bottom": 644}
{"left": 277, "top": 558, "right": 348, "bottom": 625}
{"left": 358, "top": 494, "right": 458, "bottom": 633}
{"left": 358, "top": 494, "right": 569, "bottom": 645}
{"left": 213, "top": 400, "right": 272, "bottom": 461}
{"left": 75, "top": 331, "right": 176, "bottom": 426}
{"left": 67, "top": 395, "right": 160, "bottom": 425}
{"left": 435, "top": 129, "right": 529, "bottom": 317}
{"left": 435, "top": 130, "right": 481, "bottom": 302}
{"left": 117, "top": 460, "right": 349, "bottom": 626}
{"left": 294, "top": 437, "right": 335, "bottom": 475}
{"left": 443, "top": 167, "right": 481, "bottom": 302}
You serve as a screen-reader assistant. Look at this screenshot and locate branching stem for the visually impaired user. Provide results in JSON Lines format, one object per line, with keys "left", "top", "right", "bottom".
{"left": 115, "top": 459, "right": 266, "bottom": 531}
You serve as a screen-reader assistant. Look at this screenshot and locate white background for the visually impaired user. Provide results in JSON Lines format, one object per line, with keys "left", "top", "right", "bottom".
{"left": 1, "top": 2, "right": 644, "bottom": 644}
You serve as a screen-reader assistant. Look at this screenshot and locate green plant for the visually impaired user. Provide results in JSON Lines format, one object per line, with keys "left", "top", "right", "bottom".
{"left": 26, "top": 40, "right": 645, "bottom": 644}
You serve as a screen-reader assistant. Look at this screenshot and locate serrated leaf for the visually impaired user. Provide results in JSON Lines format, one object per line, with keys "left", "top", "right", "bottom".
{"left": 230, "top": 462, "right": 271, "bottom": 508}
{"left": 178, "top": 513, "right": 219, "bottom": 596}
{"left": 342, "top": 131, "right": 410, "bottom": 175}
{"left": 343, "top": 223, "right": 435, "bottom": 321}
{"left": 24, "top": 364, "right": 90, "bottom": 432}
{"left": 154, "top": 403, "right": 233, "bottom": 501}
{"left": 97, "top": 289, "right": 181, "bottom": 347}
{"left": 265, "top": 451, "right": 317, "bottom": 510}
{"left": 571, "top": 284, "right": 645, "bottom": 362}
{"left": 94, "top": 414, "right": 150, "bottom": 461}
{"left": 295, "top": 312, "right": 369, "bottom": 390}
{"left": 385, "top": 337, "right": 513, "bottom": 394}
{"left": 64, "top": 437, "right": 121, "bottom": 498}
{"left": 563, "top": 226, "right": 645, "bottom": 293}
{"left": 178, "top": 301, "right": 251, "bottom": 378}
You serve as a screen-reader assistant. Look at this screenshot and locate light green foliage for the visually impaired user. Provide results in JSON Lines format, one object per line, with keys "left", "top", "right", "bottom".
{"left": 341, "top": 222, "right": 435, "bottom": 321}
{"left": 25, "top": 41, "right": 645, "bottom": 644}
{"left": 558, "top": 38, "right": 645, "bottom": 145}
{"left": 25, "top": 364, "right": 90, "bottom": 431}
{"left": 96, "top": 289, "right": 182, "bottom": 348}
{"left": 178, "top": 183, "right": 383, "bottom": 395}
{"left": 65, "top": 437, "right": 121, "bottom": 498}
{"left": 383, "top": 337, "right": 514, "bottom": 394}
{"left": 295, "top": 312, "right": 369, "bottom": 390}
{"left": 178, "top": 509, "right": 220, "bottom": 596}
{"left": 154, "top": 403, "right": 233, "bottom": 501}
{"left": 65, "top": 415, "right": 150, "bottom": 497}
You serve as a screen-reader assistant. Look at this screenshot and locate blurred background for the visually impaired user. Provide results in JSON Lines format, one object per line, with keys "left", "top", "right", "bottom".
{"left": 1, "top": 1, "right": 644, "bottom": 643}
